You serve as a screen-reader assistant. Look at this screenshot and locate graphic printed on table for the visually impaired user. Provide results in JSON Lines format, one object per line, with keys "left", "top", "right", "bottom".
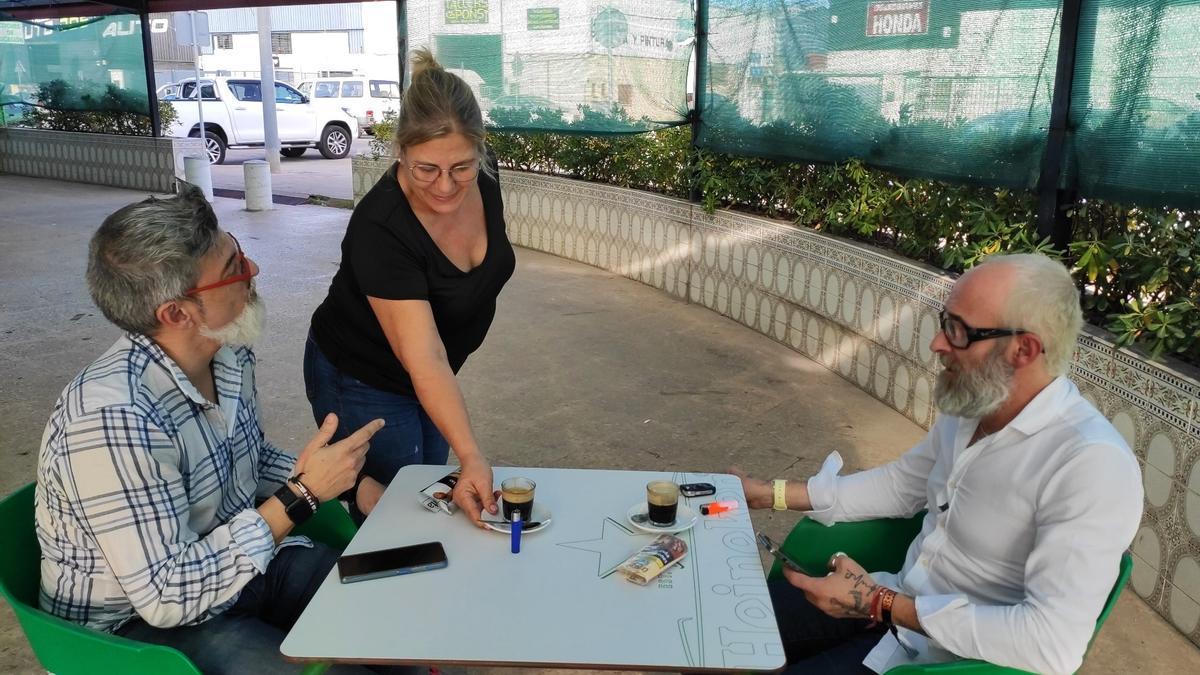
{"left": 555, "top": 472, "right": 783, "bottom": 669}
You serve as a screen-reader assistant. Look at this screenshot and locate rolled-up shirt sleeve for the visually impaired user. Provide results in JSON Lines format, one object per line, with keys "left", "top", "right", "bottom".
{"left": 59, "top": 407, "right": 276, "bottom": 629}
{"left": 914, "top": 442, "right": 1143, "bottom": 675}
{"left": 255, "top": 437, "right": 296, "bottom": 499}
{"left": 806, "top": 433, "right": 938, "bottom": 524}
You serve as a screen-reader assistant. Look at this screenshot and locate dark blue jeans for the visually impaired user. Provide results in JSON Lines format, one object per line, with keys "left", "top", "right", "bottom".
{"left": 769, "top": 577, "right": 887, "bottom": 674}
{"left": 303, "top": 333, "right": 450, "bottom": 520}
{"left": 117, "top": 544, "right": 418, "bottom": 674}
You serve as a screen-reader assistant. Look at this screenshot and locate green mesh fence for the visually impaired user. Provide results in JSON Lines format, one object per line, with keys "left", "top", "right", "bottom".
{"left": 1068, "top": 1, "right": 1200, "bottom": 208}
{"left": 0, "top": 9, "right": 150, "bottom": 127}
{"left": 699, "top": 1, "right": 1063, "bottom": 189}
{"left": 405, "top": 0, "right": 693, "bottom": 133}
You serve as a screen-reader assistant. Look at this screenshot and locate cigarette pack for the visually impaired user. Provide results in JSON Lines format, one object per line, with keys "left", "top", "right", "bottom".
{"left": 417, "top": 469, "right": 461, "bottom": 515}
{"left": 617, "top": 534, "right": 688, "bottom": 585}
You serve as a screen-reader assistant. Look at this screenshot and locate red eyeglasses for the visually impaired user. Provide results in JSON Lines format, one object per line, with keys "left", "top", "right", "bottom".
{"left": 184, "top": 233, "right": 254, "bottom": 295}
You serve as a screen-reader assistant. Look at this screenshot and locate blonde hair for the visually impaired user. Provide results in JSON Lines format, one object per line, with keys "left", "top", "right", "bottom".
{"left": 978, "top": 253, "right": 1083, "bottom": 377}
{"left": 393, "top": 47, "right": 491, "bottom": 176}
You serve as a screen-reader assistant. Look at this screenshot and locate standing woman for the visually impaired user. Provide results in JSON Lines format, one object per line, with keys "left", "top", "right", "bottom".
{"left": 304, "top": 48, "right": 514, "bottom": 526}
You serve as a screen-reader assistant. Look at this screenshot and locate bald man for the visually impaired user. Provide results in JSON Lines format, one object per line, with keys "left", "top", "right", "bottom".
{"left": 738, "top": 253, "right": 1143, "bottom": 675}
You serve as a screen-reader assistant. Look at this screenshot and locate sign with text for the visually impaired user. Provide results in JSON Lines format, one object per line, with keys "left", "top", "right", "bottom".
{"left": 826, "top": 0, "right": 958, "bottom": 50}
{"left": 445, "top": 0, "right": 489, "bottom": 25}
{"left": 866, "top": 1, "right": 930, "bottom": 37}
{"left": 527, "top": 7, "right": 559, "bottom": 31}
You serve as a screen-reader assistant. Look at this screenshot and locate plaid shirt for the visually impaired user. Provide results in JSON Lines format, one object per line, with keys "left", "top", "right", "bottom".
{"left": 36, "top": 333, "right": 298, "bottom": 632}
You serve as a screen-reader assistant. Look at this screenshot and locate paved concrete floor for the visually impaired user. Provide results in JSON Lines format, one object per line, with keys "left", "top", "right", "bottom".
{"left": 0, "top": 175, "right": 1197, "bottom": 674}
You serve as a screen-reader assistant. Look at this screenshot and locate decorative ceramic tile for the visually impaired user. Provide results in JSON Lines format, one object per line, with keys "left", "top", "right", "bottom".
{"left": 1132, "top": 526, "right": 1164, "bottom": 598}
{"left": 1169, "top": 578, "right": 1200, "bottom": 635}
{"left": 1145, "top": 465, "right": 1174, "bottom": 509}
{"left": 788, "top": 310, "right": 804, "bottom": 350}
{"left": 1109, "top": 411, "right": 1139, "bottom": 456}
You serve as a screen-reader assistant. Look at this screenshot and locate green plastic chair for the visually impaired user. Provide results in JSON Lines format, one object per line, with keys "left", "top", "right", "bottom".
{"left": 768, "top": 512, "right": 1133, "bottom": 674}
{"left": 0, "top": 482, "right": 355, "bottom": 675}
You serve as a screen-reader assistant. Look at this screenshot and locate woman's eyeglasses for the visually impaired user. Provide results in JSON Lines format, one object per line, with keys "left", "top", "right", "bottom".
{"left": 404, "top": 161, "right": 479, "bottom": 185}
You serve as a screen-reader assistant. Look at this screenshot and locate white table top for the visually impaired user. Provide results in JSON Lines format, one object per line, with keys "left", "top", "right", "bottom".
{"left": 281, "top": 465, "right": 785, "bottom": 671}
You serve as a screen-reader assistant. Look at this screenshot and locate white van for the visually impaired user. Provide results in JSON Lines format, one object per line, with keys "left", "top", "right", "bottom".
{"left": 297, "top": 76, "right": 400, "bottom": 135}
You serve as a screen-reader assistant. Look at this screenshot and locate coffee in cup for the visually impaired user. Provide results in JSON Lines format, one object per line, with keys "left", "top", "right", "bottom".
{"left": 646, "top": 480, "right": 680, "bottom": 526}
{"left": 501, "top": 477, "right": 536, "bottom": 521}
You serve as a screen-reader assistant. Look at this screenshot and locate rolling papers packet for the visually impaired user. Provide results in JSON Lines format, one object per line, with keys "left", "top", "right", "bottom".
{"left": 617, "top": 534, "right": 688, "bottom": 585}
{"left": 418, "top": 469, "right": 461, "bottom": 515}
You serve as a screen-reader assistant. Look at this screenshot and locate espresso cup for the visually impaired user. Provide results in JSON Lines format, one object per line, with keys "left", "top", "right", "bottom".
{"left": 501, "top": 477, "right": 536, "bottom": 521}
{"left": 646, "top": 480, "right": 680, "bottom": 526}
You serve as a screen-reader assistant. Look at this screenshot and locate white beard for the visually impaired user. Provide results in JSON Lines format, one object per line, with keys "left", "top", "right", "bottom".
{"left": 933, "top": 345, "right": 1015, "bottom": 419}
{"left": 200, "top": 292, "right": 267, "bottom": 347}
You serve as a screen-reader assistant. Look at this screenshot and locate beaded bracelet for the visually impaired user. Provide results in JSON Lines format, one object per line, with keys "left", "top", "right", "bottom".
{"left": 868, "top": 586, "right": 886, "bottom": 625}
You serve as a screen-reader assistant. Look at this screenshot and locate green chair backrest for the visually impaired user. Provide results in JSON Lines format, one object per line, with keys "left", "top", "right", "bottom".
{"left": 0, "top": 482, "right": 356, "bottom": 675}
{"left": 0, "top": 483, "right": 202, "bottom": 674}
{"left": 768, "top": 512, "right": 1133, "bottom": 675}
{"left": 768, "top": 512, "right": 927, "bottom": 579}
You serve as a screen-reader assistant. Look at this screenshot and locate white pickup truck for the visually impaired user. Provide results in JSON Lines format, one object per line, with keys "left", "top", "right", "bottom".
{"left": 165, "top": 77, "right": 358, "bottom": 164}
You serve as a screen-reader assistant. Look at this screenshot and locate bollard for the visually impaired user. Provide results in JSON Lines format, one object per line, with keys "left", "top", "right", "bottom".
{"left": 183, "top": 156, "right": 214, "bottom": 202}
{"left": 244, "top": 160, "right": 273, "bottom": 211}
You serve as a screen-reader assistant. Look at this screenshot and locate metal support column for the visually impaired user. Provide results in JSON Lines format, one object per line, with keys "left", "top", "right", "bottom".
{"left": 1035, "top": 0, "right": 1087, "bottom": 250}
{"left": 396, "top": 0, "right": 408, "bottom": 92}
{"left": 139, "top": 8, "right": 160, "bottom": 137}
{"left": 689, "top": 0, "right": 708, "bottom": 204}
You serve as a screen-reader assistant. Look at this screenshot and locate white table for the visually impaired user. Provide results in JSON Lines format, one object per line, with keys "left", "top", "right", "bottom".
{"left": 281, "top": 466, "right": 785, "bottom": 671}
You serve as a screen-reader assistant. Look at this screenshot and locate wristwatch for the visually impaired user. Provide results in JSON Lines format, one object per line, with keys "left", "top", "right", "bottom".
{"left": 273, "top": 483, "right": 315, "bottom": 525}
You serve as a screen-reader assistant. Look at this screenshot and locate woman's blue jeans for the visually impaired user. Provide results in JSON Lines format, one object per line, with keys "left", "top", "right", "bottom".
{"left": 303, "top": 332, "right": 450, "bottom": 521}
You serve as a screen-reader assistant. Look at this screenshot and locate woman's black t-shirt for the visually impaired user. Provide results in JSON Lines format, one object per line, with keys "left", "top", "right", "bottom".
{"left": 309, "top": 161, "right": 515, "bottom": 397}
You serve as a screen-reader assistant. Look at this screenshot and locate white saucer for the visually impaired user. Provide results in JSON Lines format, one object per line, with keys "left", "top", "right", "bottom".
{"left": 482, "top": 504, "right": 552, "bottom": 534}
{"left": 626, "top": 503, "right": 698, "bottom": 534}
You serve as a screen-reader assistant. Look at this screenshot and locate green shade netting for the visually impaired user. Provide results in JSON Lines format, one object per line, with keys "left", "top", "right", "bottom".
{"left": 406, "top": 0, "right": 693, "bottom": 133}
{"left": 1, "top": 9, "right": 150, "bottom": 125}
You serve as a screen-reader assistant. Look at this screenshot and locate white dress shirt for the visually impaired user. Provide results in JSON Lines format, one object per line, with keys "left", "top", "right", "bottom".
{"left": 805, "top": 377, "right": 1143, "bottom": 675}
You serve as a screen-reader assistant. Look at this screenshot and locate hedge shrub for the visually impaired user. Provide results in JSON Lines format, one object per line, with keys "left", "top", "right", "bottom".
{"left": 374, "top": 103, "right": 1200, "bottom": 364}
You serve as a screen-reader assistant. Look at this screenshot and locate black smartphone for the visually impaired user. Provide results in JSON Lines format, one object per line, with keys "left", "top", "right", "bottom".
{"left": 756, "top": 532, "right": 804, "bottom": 573}
{"left": 337, "top": 542, "right": 448, "bottom": 584}
{"left": 680, "top": 482, "right": 716, "bottom": 498}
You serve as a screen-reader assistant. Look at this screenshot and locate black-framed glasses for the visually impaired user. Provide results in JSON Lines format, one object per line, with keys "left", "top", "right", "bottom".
{"left": 403, "top": 160, "right": 479, "bottom": 185}
{"left": 938, "top": 310, "right": 1028, "bottom": 350}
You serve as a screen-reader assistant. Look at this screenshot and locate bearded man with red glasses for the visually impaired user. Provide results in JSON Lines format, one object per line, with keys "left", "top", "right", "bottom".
{"left": 33, "top": 182, "right": 401, "bottom": 674}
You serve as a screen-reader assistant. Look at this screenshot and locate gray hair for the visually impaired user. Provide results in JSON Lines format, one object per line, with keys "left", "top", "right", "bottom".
{"left": 393, "top": 47, "right": 493, "bottom": 178}
{"left": 976, "top": 253, "right": 1082, "bottom": 377}
{"left": 86, "top": 181, "right": 220, "bottom": 335}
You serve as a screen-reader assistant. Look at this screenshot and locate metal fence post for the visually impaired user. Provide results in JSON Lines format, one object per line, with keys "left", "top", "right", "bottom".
{"left": 139, "top": 7, "right": 160, "bottom": 137}
{"left": 396, "top": 0, "right": 407, "bottom": 92}
{"left": 1036, "top": 0, "right": 1089, "bottom": 250}
{"left": 689, "top": 0, "right": 708, "bottom": 205}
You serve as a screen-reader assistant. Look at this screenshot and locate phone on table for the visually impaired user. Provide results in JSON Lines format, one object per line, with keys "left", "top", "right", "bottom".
{"left": 337, "top": 541, "right": 448, "bottom": 584}
{"left": 756, "top": 532, "right": 805, "bottom": 573}
{"left": 680, "top": 482, "right": 716, "bottom": 498}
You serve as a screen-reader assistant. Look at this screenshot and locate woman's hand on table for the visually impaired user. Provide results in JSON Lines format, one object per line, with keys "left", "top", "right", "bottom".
{"left": 452, "top": 454, "right": 498, "bottom": 528}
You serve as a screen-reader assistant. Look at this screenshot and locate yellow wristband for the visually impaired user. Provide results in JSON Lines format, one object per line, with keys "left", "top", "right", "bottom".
{"left": 773, "top": 479, "right": 788, "bottom": 511}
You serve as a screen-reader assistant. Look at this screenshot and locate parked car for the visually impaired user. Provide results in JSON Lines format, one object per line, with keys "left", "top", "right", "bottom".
{"left": 166, "top": 77, "right": 358, "bottom": 164}
{"left": 297, "top": 76, "right": 399, "bottom": 135}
